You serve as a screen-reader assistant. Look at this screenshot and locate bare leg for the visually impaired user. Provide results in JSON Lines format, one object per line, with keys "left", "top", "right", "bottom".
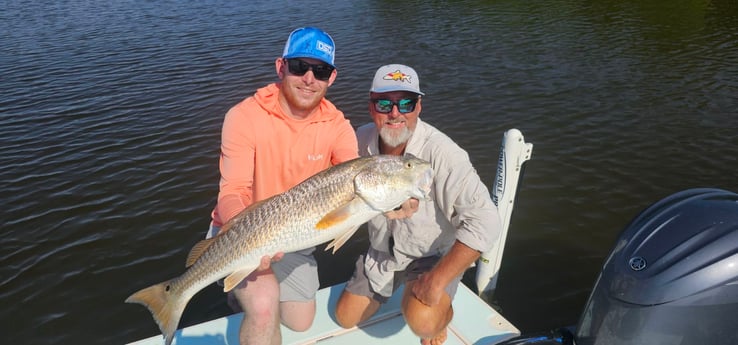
{"left": 402, "top": 279, "right": 453, "bottom": 345}
{"left": 232, "top": 268, "right": 281, "bottom": 345}
{"left": 280, "top": 299, "right": 316, "bottom": 332}
{"left": 334, "top": 289, "right": 381, "bottom": 328}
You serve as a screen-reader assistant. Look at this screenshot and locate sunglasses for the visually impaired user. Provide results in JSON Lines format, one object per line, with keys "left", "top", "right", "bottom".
{"left": 284, "top": 58, "right": 334, "bottom": 81}
{"left": 371, "top": 98, "right": 418, "bottom": 114}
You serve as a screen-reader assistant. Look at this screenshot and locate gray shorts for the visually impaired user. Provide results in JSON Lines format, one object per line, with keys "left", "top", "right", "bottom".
{"left": 344, "top": 253, "right": 461, "bottom": 304}
{"left": 207, "top": 223, "right": 319, "bottom": 302}
{"left": 272, "top": 248, "right": 319, "bottom": 302}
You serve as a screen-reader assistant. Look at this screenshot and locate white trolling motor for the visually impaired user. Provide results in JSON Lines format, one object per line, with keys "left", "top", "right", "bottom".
{"left": 475, "top": 128, "right": 533, "bottom": 296}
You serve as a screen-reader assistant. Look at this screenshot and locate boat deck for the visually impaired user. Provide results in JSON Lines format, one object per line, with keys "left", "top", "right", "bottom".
{"left": 129, "top": 282, "right": 519, "bottom": 345}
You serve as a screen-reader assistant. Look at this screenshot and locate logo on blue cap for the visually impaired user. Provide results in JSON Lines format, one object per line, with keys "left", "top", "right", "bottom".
{"left": 282, "top": 27, "right": 336, "bottom": 67}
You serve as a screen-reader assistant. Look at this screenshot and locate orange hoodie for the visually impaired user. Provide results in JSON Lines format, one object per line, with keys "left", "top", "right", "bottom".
{"left": 211, "top": 83, "right": 359, "bottom": 227}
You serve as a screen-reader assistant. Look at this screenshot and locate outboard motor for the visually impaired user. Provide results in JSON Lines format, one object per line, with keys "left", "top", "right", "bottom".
{"left": 575, "top": 188, "right": 738, "bottom": 345}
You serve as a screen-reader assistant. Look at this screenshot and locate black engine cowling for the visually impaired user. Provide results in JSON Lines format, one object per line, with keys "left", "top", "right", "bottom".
{"left": 575, "top": 188, "right": 738, "bottom": 345}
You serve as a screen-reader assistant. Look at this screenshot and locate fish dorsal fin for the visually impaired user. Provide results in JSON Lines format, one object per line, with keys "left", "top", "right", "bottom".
{"left": 223, "top": 264, "right": 259, "bottom": 292}
{"left": 325, "top": 225, "right": 362, "bottom": 254}
{"left": 315, "top": 197, "right": 362, "bottom": 230}
{"left": 186, "top": 237, "right": 217, "bottom": 268}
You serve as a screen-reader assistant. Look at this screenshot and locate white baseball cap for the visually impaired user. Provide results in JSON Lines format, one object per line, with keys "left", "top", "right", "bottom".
{"left": 370, "top": 64, "right": 424, "bottom": 95}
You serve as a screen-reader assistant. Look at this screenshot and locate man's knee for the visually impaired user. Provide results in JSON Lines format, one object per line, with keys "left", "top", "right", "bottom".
{"left": 282, "top": 317, "right": 313, "bottom": 332}
{"left": 233, "top": 288, "right": 279, "bottom": 321}
{"left": 334, "top": 290, "right": 379, "bottom": 329}
{"left": 403, "top": 295, "right": 453, "bottom": 338}
{"left": 334, "top": 297, "right": 358, "bottom": 328}
{"left": 280, "top": 300, "right": 315, "bottom": 332}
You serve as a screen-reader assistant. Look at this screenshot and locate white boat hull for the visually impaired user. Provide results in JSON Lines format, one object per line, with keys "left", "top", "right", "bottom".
{"left": 128, "top": 282, "right": 519, "bottom": 345}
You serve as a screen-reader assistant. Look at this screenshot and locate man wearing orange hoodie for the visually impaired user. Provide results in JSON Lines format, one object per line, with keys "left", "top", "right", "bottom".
{"left": 207, "top": 27, "right": 358, "bottom": 345}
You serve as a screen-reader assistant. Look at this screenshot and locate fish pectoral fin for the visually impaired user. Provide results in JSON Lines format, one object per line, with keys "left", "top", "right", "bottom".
{"left": 325, "top": 225, "right": 362, "bottom": 254}
{"left": 223, "top": 264, "right": 259, "bottom": 292}
{"left": 186, "top": 238, "right": 218, "bottom": 268}
{"left": 315, "top": 198, "right": 364, "bottom": 230}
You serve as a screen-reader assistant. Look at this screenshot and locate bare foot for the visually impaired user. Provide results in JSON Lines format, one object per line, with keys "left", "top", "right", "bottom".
{"left": 420, "top": 328, "right": 447, "bottom": 345}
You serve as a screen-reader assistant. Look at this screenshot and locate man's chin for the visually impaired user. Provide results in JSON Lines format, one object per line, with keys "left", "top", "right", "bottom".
{"left": 379, "top": 128, "right": 413, "bottom": 147}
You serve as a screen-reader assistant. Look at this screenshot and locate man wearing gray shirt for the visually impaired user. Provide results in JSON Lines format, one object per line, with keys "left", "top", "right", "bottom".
{"left": 334, "top": 64, "right": 501, "bottom": 345}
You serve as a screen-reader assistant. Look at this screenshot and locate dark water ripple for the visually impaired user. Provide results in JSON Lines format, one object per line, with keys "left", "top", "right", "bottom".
{"left": 1, "top": 0, "right": 737, "bottom": 344}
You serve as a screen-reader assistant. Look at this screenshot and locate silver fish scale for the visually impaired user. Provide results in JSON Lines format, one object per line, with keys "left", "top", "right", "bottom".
{"left": 227, "top": 158, "right": 370, "bottom": 251}
{"left": 168, "top": 155, "right": 429, "bottom": 298}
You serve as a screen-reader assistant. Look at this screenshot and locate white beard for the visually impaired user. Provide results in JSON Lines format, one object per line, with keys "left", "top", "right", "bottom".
{"left": 379, "top": 126, "right": 413, "bottom": 148}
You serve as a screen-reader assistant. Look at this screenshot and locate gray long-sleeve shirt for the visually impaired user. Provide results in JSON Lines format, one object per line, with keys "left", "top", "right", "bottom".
{"left": 357, "top": 119, "right": 501, "bottom": 296}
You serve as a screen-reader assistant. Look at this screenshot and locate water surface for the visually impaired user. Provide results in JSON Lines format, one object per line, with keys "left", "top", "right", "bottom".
{"left": 1, "top": 0, "right": 736, "bottom": 344}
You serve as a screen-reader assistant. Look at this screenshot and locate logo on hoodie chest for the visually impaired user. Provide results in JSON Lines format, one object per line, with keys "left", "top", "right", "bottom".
{"left": 307, "top": 154, "right": 324, "bottom": 161}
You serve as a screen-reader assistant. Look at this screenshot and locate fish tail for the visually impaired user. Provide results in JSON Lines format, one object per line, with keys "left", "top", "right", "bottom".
{"left": 125, "top": 279, "right": 187, "bottom": 345}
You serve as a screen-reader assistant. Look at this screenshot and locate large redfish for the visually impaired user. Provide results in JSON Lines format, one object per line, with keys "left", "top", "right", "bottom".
{"left": 126, "top": 155, "right": 433, "bottom": 345}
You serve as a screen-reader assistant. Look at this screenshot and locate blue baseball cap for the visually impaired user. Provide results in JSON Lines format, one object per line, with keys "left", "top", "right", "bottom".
{"left": 282, "top": 27, "right": 336, "bottom": 68}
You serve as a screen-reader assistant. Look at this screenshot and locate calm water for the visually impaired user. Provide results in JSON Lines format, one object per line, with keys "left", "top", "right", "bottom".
{"left": 2, "top": 0, "right": 737, "bottom": 344}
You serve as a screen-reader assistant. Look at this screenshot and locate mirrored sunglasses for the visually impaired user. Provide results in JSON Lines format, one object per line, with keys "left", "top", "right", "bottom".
{"left": 371, "top": 98, "right": 418, "bottom": 114}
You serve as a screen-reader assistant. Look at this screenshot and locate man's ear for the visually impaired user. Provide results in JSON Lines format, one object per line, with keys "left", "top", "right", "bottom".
{"left": 326, "top": 68, "right": 337, "bottom": 87}
{"left": 275, "top": 58, "right": 285, "bottom": 79}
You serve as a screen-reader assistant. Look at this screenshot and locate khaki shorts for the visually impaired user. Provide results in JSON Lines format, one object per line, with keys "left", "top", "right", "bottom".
{"left": 207, "top": 223, "right": 318, "bottom": 302}
{"left": 344, "top": 253, "right": 461, "bottom": 304}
